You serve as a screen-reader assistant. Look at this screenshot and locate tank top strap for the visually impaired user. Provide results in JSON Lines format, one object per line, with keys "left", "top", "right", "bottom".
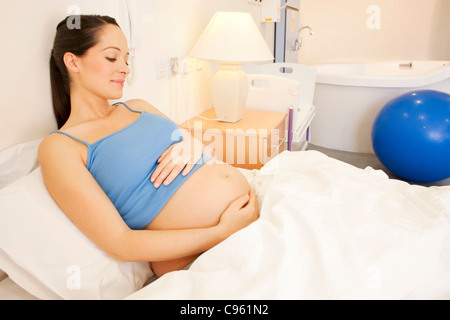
{"left": 112, "top": 101, "right": 142, "bottom": 113}
{"left": 50, "top": 130, "right": 90, "bottom": 147}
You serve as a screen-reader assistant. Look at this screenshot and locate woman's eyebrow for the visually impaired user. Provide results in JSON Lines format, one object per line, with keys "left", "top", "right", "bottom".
{"left": 102, "top": 46, "right": 129, "bottom": 55}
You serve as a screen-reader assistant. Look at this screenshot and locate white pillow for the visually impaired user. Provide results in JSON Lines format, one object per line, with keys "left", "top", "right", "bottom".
{"left": 0, "top": 168, "right": 153, "bottom": 300}
{"left": 0, "top": 139, "right": 42, "bottom": 189}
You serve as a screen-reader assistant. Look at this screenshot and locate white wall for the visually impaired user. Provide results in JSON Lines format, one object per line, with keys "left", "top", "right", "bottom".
{"left": 0, "top": 0, "right": 275, "bottom": 151}
{"left": 0, "top": 0, "right": 118, "bottom": 151}
{"left": 298, "top": 0, "right": 450, "bottom": 64}
{"left": 119, "top": 0, "right": 275, "bottom": 123}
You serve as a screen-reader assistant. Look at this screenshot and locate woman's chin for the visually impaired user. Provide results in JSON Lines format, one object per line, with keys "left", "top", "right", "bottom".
{"left": 108, "top": 91, "right": 124, "bottom": 100}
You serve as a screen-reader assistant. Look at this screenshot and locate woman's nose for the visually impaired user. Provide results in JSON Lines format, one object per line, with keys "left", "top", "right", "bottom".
{"left": 122, "top": 65, "right": 130, "bottom": 75}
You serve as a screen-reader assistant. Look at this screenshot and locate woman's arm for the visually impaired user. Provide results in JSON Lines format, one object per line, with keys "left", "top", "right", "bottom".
{"left": 38, "top": 135, "right": 257, "bottom": 263}
{"left": 118, "top": 191, "right": 255, "bottom": 262}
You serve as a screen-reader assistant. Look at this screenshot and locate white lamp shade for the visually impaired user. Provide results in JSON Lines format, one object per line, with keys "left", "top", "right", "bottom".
{"left": 190, "top": 12, "right": 274, "bottom": 62}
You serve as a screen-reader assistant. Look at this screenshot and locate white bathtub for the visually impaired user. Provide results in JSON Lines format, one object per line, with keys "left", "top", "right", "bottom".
{"left": 311, "top": 61, "right": 450, "bottom": 153}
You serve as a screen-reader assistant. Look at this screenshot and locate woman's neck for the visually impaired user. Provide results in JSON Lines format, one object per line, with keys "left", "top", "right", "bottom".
{"left": 67, "top": 92, "right": 115, "bottom": 126}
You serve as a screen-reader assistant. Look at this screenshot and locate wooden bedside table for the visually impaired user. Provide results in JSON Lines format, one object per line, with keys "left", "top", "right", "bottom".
{"left": 180, "top": 108, "right": 287, "bottom": 170}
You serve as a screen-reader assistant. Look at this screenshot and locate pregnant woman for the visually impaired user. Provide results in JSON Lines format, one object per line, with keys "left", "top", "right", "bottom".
{"left": 39, "top": 15, "right": 259, "bottom": 277}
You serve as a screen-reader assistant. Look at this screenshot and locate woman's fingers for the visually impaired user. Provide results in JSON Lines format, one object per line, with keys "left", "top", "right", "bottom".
{"left": 239, "top": 191, "right": 258, "bottom": 218}
{"left": 160, "top": 163, "right": 187, "bottom": 187}
{"left": 151, "top": 136, "right": 204, "bottom": 187}
{"left": 151, "top": 146, "right": 191, "bottom": 187}
{"left": 229, "top": 193, "right": 251, "bottom": 210}
{"left": 151, "top": 148, "right": 173, "bottom": 184}
{"left": 218, "top": 190, "right": 259, "bottom": 237}
{"left": 157, "top": 146, "right": 171, "bottom": 164}
{"left": 181, "top": 162, "right": 196, "bottom": 176}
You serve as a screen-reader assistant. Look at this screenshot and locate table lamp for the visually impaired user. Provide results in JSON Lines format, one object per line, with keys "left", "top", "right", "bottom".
{"left": 190, "top": 12, "right": 274, "bottom": 122}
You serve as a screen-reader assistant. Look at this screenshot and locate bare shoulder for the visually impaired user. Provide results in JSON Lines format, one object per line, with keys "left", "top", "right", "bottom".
{"left": 38, "top": 133, "right": 65, "bottom": 160}
{"left": 125, "top": 99, "right": 165, "bottom": 116}
{"left": 38, "top": 133, "right": 83, "bottom": 169}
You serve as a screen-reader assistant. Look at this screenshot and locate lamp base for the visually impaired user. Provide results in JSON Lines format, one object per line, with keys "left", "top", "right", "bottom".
{"left": 211, "top": 62, "right": 248, "bottom": 123}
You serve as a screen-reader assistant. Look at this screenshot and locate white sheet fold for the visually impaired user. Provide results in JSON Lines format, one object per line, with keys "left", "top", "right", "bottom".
{"left": 128, "top": 151, "right": 450, "bottom": 300}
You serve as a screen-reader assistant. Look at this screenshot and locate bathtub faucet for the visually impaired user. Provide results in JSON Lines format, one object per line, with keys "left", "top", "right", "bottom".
{"left": 293, "top": 26, "right": 313, "bottom": 51}
{"left": 299, "top": 25, "right": 313, "bottom": 35}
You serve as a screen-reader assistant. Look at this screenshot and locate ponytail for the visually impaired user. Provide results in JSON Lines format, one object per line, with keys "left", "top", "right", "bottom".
{"left": 50, "top": 15, "right": 120, "bottom": 128}
{"left": 50, "top": 51, "right": 70, "bottom": 129}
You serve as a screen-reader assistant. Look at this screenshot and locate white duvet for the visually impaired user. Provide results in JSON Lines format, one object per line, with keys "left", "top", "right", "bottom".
{"left": 128, "top": 151, "right": 450, "bottom": 300}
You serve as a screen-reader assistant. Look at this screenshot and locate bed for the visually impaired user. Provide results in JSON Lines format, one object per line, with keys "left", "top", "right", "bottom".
{"left": 1, "top": 138, "right": 449, "bottom": 300}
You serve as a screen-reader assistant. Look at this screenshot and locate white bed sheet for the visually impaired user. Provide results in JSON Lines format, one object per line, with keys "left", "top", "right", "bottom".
{"left": 0, "top": 278, "right": 38, "bottom": 300}
{"left": 1, "top": 149, "right": 449, "bottom": 300}
{"left": 127, "top": 151, "right": 450, "bottom": 300}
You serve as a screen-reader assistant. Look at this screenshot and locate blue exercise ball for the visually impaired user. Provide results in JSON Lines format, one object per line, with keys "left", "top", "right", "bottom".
{"left": 371, "top": 90, "right": 450, "bottom": 183}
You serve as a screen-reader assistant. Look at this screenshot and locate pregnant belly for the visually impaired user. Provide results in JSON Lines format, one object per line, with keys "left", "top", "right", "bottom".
{"left": 145, "top": 160, "right": 251, "bottom": 230}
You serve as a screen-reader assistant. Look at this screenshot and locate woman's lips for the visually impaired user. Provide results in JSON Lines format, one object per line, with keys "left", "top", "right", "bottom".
{"left": 111, "top": 80, "right": 125, "bottom": 86}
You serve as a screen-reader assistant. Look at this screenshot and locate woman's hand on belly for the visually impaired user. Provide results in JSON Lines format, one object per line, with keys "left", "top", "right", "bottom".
{"left": 150, "top": 132, "right": 203, "bottom": 188}
{"left": 216, "top": 190, "right": 259, "bottom": 237}
{"left": 148, "top": 160, "right": 259, "bottom": 233}
{"left": 149, "top": 190, "right": 259, "bottom": 277}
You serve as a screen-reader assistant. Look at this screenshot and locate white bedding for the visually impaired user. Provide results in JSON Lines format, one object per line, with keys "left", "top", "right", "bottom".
{"left": 128, "top": 151, "right": 450, "bottom": 300}
{"left": 1, "top": 144, "right": 449, "bottom": 300}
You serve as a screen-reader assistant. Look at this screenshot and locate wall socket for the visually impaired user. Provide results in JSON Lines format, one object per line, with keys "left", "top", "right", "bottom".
{"left": 155, "top": 57, "right": 201, "bottom": 79}
{"left": 170, "top": 58, "right": 179, "bottom": 75}
{"left": 155, "top": 58, "right": 170, "bottom": 79}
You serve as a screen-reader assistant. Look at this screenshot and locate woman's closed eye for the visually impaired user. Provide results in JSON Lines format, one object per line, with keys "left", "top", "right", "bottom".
{"left": 106, "top": 57, "right": 129, "bottom": 66}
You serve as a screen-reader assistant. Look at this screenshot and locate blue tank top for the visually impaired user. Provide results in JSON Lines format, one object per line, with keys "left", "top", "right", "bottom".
{"left": 51, "top": 102, "right": 211, "bottom": 230}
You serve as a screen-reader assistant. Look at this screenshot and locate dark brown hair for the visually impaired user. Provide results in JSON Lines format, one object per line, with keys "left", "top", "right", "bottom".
{"left": 50, "top": 15, "right": 120, "bottom": 128}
